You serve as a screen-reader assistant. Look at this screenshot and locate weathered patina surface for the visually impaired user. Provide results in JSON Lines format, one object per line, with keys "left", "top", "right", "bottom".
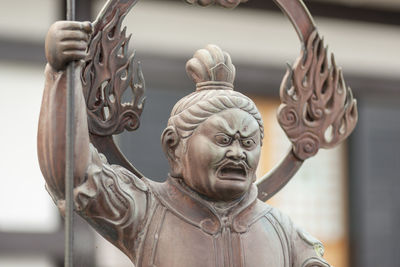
{"left": 38, "top": 0, "right": 357, "bottom": 266}
{"left": 38, "top": 43, "right": 330, "bottom": 267}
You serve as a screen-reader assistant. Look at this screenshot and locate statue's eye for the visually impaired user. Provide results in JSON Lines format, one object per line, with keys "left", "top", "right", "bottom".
{"left": 215, "top": 134, "right": 232, "bottom": 146}
{"left": 241, "top": 138, "right": 255, "bottom": 148}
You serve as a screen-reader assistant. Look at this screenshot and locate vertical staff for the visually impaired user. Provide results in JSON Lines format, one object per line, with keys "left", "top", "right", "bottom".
{"left": 65, "top": 0, "right": 76, "bottom": 266}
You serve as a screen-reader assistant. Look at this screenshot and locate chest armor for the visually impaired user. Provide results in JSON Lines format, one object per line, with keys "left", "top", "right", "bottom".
{"left": 135, "top": 179, "right": 292, "bottom": 267}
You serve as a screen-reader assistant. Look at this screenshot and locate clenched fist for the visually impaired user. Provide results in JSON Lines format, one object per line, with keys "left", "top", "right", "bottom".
{"left": 45, "top": 21, "right": 92, "bottom": 71}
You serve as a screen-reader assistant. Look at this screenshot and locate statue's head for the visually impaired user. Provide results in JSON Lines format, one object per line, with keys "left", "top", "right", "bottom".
{"left": 161, "top": 45, "right": 264, "bottom": 201}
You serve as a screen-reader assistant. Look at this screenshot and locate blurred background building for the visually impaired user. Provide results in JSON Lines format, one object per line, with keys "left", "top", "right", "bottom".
{"left": 0, "top": 0, "right": 399, "bottom": 266}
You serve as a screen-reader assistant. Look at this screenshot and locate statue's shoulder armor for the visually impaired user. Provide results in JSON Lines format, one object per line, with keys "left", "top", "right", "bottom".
{"left": 144, "top": 178, "right": 222, "bottom": 234}
{"left": 265, "top": 206, "right": 330, "bottom": 267}
{"left": 232, "top": 199, "right": 273, "bottom": 233}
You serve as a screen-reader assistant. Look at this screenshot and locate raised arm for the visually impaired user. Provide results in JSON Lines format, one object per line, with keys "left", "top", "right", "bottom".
{"left": 37, "top": 21, "right": 92, "bottom": 202}
{"left": 37, "top": 21, "right": 149, "bottom": 262}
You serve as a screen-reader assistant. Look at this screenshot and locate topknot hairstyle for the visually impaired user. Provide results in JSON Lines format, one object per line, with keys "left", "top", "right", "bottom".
{"left": 167, "top": 45, "right": 264, "bottom": 141}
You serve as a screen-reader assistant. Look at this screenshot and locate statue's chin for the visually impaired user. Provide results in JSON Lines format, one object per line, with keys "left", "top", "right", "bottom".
{"left": 202, "top": 179, "right": 251, "bottom": 202}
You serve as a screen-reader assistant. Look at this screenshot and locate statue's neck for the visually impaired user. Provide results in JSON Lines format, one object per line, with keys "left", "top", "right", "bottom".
{"left": 211, "top": 197, "right": 244, "bottom": 216}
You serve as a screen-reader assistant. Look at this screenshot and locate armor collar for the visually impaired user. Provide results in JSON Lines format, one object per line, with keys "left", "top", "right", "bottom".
{"left": 149, "top": 176, "right": 271, "bottom": 235}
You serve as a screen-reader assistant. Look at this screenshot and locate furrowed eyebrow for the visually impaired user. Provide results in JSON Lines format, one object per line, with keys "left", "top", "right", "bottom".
{"left": 239, "top": 129, "right": 259, "bottom": 138}
{"left": 212, "top": 117, "right": 236, "bottom": 136}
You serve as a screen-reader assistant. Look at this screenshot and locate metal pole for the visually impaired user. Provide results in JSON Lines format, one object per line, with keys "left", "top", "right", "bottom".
{"left": 65, "top": 0, "right": 76, "bottom": 266}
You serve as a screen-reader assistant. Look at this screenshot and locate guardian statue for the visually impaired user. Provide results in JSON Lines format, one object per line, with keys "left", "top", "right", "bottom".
{"left": 38, "top": 0, "right": 357, "bottom": 266}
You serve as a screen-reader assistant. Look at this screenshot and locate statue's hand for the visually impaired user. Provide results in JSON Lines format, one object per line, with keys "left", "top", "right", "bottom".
{"left": 45, "top": 21, "right": 92, "bottom": 71}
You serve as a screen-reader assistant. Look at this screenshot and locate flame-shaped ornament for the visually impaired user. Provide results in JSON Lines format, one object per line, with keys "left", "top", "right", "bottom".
{"left": 82, "top": 7, "right": 145, "bottom": 136}
{"left": 278, "top": 30, "right": 358, "bottom": 160}
{"left": 80, "top": 0, "right": 144, "bottom": 176}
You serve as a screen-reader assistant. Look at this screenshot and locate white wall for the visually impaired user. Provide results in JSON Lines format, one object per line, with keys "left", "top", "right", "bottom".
{"left": 0, "top": 61, "right": 59, "bottom": 233}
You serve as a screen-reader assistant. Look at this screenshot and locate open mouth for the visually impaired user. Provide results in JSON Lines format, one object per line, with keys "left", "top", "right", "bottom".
{"left": 217, "top": 163, "right": 247, "bottom": 181}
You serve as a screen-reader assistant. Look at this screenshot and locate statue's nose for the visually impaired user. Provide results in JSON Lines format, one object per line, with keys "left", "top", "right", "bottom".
{"left": 226, "top": 140, "right": 246, "bottom": 161}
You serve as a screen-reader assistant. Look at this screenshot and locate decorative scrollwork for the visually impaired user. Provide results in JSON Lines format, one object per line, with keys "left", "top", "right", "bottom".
{"left": 278, "top": 30, "right": 358, "bottom": 160}
{"left": 82, "top": 6, "right": 145, "bottom": 136}
{"left": 184, "top": 0, "right": 248, "bottom": 8}
{"left": 278, "top": 106, "right": 299, "bottom": 128}
{"left": 293, "top": 132, "right": 320, "bottom": 160}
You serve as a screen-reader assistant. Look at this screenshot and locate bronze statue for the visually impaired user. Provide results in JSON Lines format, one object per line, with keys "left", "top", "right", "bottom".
{"left": 37, "top": 0, "right": 358, "bottom": 266}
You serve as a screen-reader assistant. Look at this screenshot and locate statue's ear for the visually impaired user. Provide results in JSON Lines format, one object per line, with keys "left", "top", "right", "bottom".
{"left": 161, "top": 126, "right": 180, "bottom": 157}
{"left": 161, "top": 126, "right": 183, "bottom": 176}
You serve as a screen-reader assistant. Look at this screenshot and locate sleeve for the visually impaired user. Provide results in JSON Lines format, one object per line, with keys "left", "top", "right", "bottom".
{"left": 269, "top": 208, "right": 331, "bottom": 267}
{"left": 290, "top": 226, "right": 331, "bottom": 267}
{"left": 47, "top": 144, "right": 150, "bottom": 259}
